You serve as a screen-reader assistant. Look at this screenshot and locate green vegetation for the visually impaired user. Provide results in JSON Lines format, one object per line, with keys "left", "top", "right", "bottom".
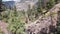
{"left": 0, "top": 0, "right": 60, "bottom": 34}
{"left": 56, "top": 11, "right": 60, "bottom": 34}
{"left": 1, "top": 10, "right": 26, "bottom": 34}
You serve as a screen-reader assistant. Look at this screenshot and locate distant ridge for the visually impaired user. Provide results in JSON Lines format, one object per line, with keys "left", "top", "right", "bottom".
{"left": 2, "top": 1, "right": 15, "bottom": 9}
{"left": 2, "top": 0, "right": 38, "bottom": 11}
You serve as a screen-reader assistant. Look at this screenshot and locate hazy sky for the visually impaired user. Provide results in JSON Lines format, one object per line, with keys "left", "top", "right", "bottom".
{"left": 2, "top": 0, "right": 21, "bottom": 1}
{"left": 2, "top": 0, "right": 13, "bottom": 1}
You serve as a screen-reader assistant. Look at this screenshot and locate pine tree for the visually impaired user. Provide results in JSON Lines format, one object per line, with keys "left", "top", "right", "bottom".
{"left": 0, "top": 0, "right": 2, "bottom": 12}
{"left": 37, "top": 0, "right": 42, "bottom": 14}
{"left": 46, "top": 0, "right": 55, "bottom": 9}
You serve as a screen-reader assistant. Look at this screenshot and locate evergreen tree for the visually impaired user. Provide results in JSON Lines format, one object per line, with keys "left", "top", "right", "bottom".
{"left": 0, "top": 0, "right": 2, "bottom": 12}
{"left": 37, "top": 0, "right": 42, "bottom": 14}
{"left": 46, "top": 0, "right": 55, "bottom": 9}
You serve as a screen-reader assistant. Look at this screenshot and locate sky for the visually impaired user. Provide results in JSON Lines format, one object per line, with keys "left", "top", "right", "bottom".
{"left": 2, "top": 0, "right": 21, "bottom": 1}
{"left": 2, "top": 0, "right": 13, "bottom": 1}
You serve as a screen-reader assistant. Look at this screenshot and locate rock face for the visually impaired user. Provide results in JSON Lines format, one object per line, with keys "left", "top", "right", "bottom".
{"left": 15, "top": 0, "right": 38, "bottom": 11}
{"left": 25, "top": 16, "right": 52, "bottom": 34}
{"left": 25, "top": 3, "right": 60, "bottom": 34}
{"left": 2, "top": 0, "right": 50, "bottom": 11}
{"left": 15, "top": 0, "right": 50, "bottom": 11}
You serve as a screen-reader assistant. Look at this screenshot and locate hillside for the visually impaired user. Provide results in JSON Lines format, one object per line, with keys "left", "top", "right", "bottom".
{"left": 0, "top": 0, "right": 60, "bottom": 34}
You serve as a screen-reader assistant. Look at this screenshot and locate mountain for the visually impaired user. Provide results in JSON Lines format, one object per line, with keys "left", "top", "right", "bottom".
{"left": 2, "top": 1, "right": 15, "bottom": 9}
{"left": 20, "top": 0, "right": 37, "bottom": 3}
{"left": 15, "top": 0, "right": 38, "bottom": 11}
{"left": 2, "top": 0, "right": 38, "bottom": 11}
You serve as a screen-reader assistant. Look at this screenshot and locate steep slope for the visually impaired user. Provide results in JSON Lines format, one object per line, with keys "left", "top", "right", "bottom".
{"left": 15, "top": 0, "right": 38, "bottom": 11}
{"left": 25, "top": 3, "right": 60, "bottom": 34}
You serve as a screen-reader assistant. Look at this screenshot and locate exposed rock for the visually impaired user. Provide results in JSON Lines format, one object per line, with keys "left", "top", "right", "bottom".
{"left": 25, "top": 3, "right": 60, "bottom": 34}
{"left": 15, "top": 0, "right": 38, "bottom": 11}
{"left": 15, "top": 0, "right": 50, "bottom": 11}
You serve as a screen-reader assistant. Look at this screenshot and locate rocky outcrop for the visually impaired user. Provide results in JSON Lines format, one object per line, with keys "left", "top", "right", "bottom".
{"left": 15, "top": 0, "right": 50, "bottom": 11}
{"left": 15, "top": 0, "right": 38, "bottom": 11}
{"left": 25, "top": 3, "right": 60, "bottom": 34}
